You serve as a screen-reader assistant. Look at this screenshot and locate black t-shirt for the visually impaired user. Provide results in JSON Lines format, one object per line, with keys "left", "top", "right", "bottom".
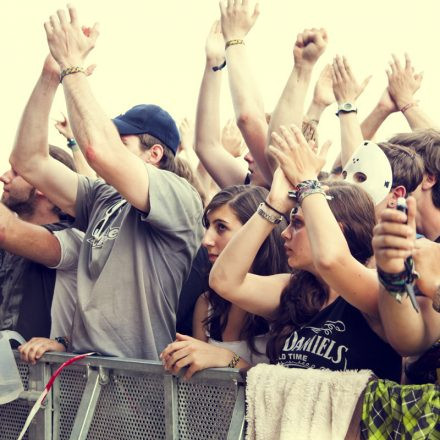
{"left": 176, "top": 247, "right": 210, "bottom": 336}
{"left": 278, "top": 296, "right": 402, "bottom": 382}
{"left": 0, "top": 222, "right": 70, "bottom": 341}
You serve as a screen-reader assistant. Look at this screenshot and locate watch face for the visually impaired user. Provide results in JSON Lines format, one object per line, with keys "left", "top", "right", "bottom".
{"left": 343, "top": 103, "right": 352, "bottom": 111}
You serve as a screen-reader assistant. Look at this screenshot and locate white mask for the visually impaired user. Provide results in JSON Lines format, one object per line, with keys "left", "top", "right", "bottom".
{"left": 343, "top": 141, "right": 393, "bottom": 205}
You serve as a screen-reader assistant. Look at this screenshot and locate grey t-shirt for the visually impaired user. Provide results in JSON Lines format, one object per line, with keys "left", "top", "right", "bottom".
{"left": 72, "top": 164, "right": 203, "bottom": 359}
{"left": 49, "top": 228, "right": 84, "bottom": 339}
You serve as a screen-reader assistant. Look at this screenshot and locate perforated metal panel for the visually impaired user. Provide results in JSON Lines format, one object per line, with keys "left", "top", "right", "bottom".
{"left": 177, "top": 379, "right": 237, "bottom": 440}
{"left": 56, "top": 365, "right": 88, "bottom": 440}
{"left": 0, "top": 361, "right": 30, "bottom": 440}
{"left": 86, "top": 372, "right": 166, "bottom": 439}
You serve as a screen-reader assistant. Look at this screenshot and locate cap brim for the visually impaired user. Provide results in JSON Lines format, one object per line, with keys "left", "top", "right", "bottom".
{"left": 112, "top": 117, "right": 143, "bottom": 135}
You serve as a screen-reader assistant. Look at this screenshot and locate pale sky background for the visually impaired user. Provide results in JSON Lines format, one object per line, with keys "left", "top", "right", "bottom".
{"left": 1, "top": 0, "right": 439, "bottom": 176}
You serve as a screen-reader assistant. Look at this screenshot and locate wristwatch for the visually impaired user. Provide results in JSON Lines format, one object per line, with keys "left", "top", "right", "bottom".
{"left": 336, "top": 102, "right": 357, "bottom": 116}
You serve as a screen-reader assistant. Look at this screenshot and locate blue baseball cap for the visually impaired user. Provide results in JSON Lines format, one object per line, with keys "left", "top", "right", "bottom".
{"left": 112, "top": 104, "right": 180, "bottom": 155}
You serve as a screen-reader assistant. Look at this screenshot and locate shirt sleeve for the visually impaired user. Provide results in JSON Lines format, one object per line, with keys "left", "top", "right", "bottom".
{"left": 74, "top": 176, "right": 116, "bottom": 232}
{"left": 141, "top": 164, "right": 203, "bottom": 235}
{"left": 48, "top": 228, "right": 85, "bottom": 271}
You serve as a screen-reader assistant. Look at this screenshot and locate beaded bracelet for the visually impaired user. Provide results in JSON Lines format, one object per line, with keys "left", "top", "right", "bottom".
{"left": 228, "top": 353, "right": 240, "bottom": 368}
{"left": 60, "top": 66, "right": 85, "bottom": 83}
{"left": 225, "top": 39, "right": 244, "bottom": 49}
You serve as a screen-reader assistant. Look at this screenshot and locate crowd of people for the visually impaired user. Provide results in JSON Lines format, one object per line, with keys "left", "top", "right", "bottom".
{"left": 1, "top": 1, "right": 440, "bottom": 399}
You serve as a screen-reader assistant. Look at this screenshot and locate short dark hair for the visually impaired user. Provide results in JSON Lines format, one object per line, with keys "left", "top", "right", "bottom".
{"left": 377, "top": 142, "right": 424, "bottom": 194}
{"left": 137, "top": 133, "right": 177, "bottom": 174}
{"left": 388, "top": 130, "right": 440, "bottom": 208}
{"left": 49, "top": 145, "right": 76, "bottom": 172}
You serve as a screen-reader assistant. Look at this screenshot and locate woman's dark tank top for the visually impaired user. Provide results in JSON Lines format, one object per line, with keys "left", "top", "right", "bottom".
{"left": 278, "top": 296, "right": 401, "bottom": 382}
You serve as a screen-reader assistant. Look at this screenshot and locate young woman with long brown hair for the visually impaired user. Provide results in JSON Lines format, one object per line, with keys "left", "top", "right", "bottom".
{"left": 161, "top": 185, "right": 288, "bottom": 379}
{"left": 209, "top": 125, "right": 401, "bottom": 381}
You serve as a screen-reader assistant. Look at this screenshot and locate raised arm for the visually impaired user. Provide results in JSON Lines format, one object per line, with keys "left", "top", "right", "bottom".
{"left": 219, "top": 0, "right": 272, "bottom": 184}
{"left": 361, "top": 88, "right": 398, "bottom": 140}
{"left": 372, "top": 198, "right": 440, "bottom": 355}
{"left": 194, "top": 20, "right": 247, "bottom": 188}
{"left": 209, "top": 168, "right": 293, "bottom": 318}
{"left": 266, "top": 28, "right": 327, "bottom": 171}
{"left": 331, "top": 55, "right": 371, "bottom": 166}
{"left": 54, "top": 113, "right": 97, "bottom": 178}
{"left": 269, "top": 124, "right": 381, "bottom": 318}
{"left": 44, "top": 7, "right": 152, "bottom": 212}
{"left": 0, "top": 203, "right": 61, "bottom": 267}
{"left": 305, "top": 64, "right": 335, "bottom": 126}
{"left": 387, "top": 54, "right": 436, "bottom": 130}
{"left": 9, "top": 54, "right": 79, "bottom": 216}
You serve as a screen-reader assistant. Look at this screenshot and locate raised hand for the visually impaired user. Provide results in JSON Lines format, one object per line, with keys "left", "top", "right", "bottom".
{"left": 293, "top": 28, "right": 328, "bottom": 68}
{"left": 221, "top": 118, "right": 245, "bottom": 157}
{"left": 54, "top": 113, "right": 74, "bottom": 140}
{"left": 372, "top": 197, "right": 416, "bottom": 274}
{"left": 205, "top": 20, "right": 225, "bottom": 65}
{"left": 269, "top": 124, "right": 328, "bottom": 186}
{"left": 219, "top": 0, "right": 260, "bottom": 41}
{"left": 44, "top": 6, "right": 99, "bottom": 69}
{"left": 178, "top": 118, "right": 195, "bottom": 152}
{"left": 331, "top": 55, "right": 371, "bottom": 104}
{"left": 387, "top": 53, "right": 423, "bottom": 110}
{"left": 313, "top": 64, "right": 335, "bottom": 107}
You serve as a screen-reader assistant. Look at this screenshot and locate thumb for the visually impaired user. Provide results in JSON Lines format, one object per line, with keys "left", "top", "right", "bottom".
{"left": 319, "top": 139, "right": 332, "bottom": 161}
{"left": 85, "top": 64, "right": 97, "bottom": 76}
{"left": 175, "top": 333, "right": 193, "bottom": 341}
{"left": 89, "top": 22, "right": 100, "bottom": 43}
{"left": 360, "top": 75, "right": 372, "bottom": 92}
{"left": 252, "top": 3, "right": 260, "bottom": 21}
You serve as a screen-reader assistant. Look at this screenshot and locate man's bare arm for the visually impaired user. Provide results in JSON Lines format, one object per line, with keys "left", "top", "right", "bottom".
{"left": 9, "top": 55, "right": 79, "bottom": 216}
{"left": 44, "top": 7, "right": 150, "bottom": 212}
{"left": 266, "top": 28, "right": 328, "bottom": 172}
{"left": 0, "top": 203, "right": 61, "bottom": 267}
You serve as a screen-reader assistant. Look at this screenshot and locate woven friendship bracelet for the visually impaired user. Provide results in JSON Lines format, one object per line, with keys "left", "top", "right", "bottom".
{"left": 60, "top": 66, "right": 85, "bottom": 83}
{"left": 377, "top": 259, "right": 419, "bottom": 303}
{"left": 288, "top": 180, "right": 332, "bottom": 206}
{"left": 225, "top": 39, "right": 244, "bottom": 49}
{"left": 228, "top": 353, "right": 240, "bottom": 368}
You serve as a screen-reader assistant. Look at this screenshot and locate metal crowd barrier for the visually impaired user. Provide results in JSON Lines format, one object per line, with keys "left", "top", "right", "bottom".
{"left": 0, "top": 352, "right": 245, "bottom": 440}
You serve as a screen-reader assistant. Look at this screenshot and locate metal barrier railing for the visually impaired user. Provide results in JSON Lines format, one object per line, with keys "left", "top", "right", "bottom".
{"left": 1, "top": 352, "right": 245, "bottom": 440}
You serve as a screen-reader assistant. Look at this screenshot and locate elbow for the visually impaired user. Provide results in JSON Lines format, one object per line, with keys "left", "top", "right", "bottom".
{"left": 209, "top": 268, "right": 233, "bottom": 301}
{"left": 236, "top": 112, "right": 264, "bottom": 131}
{"left": 9, "top": 152, "right": 39, "bottom": 179}
{"left": 236, "top": 112, "right": 251, "bottom": 129}
{"left": 314, "top": 252, "right": 344, "bottom": 274}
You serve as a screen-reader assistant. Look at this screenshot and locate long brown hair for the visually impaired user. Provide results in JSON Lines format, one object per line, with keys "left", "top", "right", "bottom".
{"left": 266, "top": 181, "right": 376, "bottom": 362}
{"left": 203, "top": 185, "right": 289, "bottom": 354}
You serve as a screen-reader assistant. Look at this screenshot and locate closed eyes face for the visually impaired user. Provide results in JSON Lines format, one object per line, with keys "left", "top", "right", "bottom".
{"left": 202, "top": 204, "right": 243, "bottom": 263}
